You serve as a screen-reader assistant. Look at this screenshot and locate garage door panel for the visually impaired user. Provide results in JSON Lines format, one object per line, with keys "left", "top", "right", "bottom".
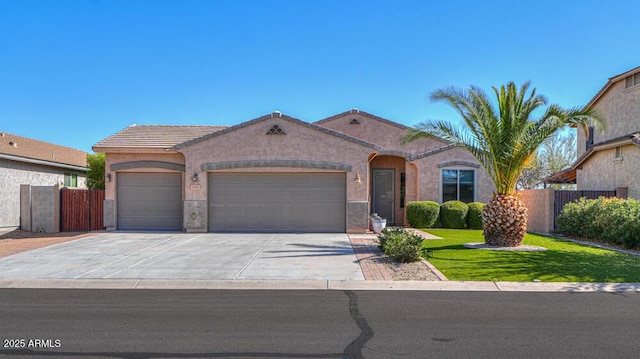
{"left": 208, "top": 173, "right": 345, "bottom": 232}
{"left": 117, "top": 173, "right": 182, "bottom": 231}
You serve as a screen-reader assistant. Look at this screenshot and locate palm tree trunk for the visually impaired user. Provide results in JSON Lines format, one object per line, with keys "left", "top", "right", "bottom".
{"left": 481, "top": 194, "right": 528, "bottom": 247}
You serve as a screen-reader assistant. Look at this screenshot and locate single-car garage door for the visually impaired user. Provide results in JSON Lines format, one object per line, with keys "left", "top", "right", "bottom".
{"left": 117, "top": 173, "right": 183, "bottom": 231}
{"left": 208, "top": 173, "right": 346, "bottom": 232}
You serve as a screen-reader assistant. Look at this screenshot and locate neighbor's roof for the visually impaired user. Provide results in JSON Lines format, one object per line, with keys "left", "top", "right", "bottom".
{"left": 93, "top": 125, "right": 227, "bottom": 150}
{"left": 544, "top": 131, "right": 640, "bottom": 184}
{"left": 0, "top": 131, "right": 87, "bottom": 170}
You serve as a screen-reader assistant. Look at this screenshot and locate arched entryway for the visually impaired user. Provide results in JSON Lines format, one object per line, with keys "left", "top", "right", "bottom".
{"left": 369, "top": 154, "right": 407, "bottom": 225}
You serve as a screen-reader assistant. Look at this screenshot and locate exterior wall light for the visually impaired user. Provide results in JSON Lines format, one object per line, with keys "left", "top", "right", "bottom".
{"left": 355, "top": 173, "right": 362, "bottom": 184}
{"left": 192, "top": 173, "right": 199, "bottom": 182}
{"left": 106, "top": 173, "right": 112, "bottom": 182}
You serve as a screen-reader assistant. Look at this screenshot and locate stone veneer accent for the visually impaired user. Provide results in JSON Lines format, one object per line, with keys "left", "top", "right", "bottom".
{"left": 183, "top": 200, "right": 206, "bottom": 231}
{"left": 201, "top": 160, "right": 352, "bottom": 172}
{"left": 103, "top": 199, "right": 116, "bottom": 230}
{"left": 110, "top": 161, "right": 186, "bottom": 172}
{"left": 347, "top": 201, "right": 369, "bottom": 232}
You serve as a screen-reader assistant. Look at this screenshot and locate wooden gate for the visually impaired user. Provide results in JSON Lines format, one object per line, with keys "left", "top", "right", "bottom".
{"left": 60, "top": 188, "right": 105, "bottom": 231}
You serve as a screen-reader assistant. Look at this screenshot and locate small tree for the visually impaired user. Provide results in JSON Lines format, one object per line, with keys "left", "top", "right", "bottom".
{"left": 86, "top": 153, "right": 105, "bottom": 190}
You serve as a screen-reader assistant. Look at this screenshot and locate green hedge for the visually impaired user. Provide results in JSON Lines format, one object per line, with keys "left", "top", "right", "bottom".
{"left": 377, "top": 228, "right": 423, "bottom": 263}
{"left": 440, "top": 201, "right": 469, "bottom": 229}
{"left": 466, "top": 202, "right": 485, "bottom": 229}
{"left": 557, "top": 197, "right": 640, "bottom": 249}
{"left": 406, "top": 201, "right": 440, "bottom": 228}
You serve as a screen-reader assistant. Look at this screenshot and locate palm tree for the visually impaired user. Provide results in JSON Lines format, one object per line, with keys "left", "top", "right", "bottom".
{"left": 403, "top": 82, "right": 603, "bottom": 246}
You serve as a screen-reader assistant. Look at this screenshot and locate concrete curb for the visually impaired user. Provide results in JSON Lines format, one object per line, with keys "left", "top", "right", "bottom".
{"left": 1, "top": 279, "right": 639, "bottom": 292}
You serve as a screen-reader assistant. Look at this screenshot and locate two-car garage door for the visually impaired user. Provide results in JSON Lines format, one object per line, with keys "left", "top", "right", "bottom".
{"left": 116, "top": 172, "right": 346, "bottom": 232}
{"left": 208, "top": 173, "right": 346, "bottom": 232}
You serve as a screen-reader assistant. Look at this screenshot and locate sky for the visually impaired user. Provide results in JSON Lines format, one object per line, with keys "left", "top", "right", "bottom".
{"left": 1, "top": 0, "right": 638, "bottom": 153}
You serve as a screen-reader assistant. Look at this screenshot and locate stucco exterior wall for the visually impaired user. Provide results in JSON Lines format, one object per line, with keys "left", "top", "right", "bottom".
{"left": 411, "top": 147, "right": 494, "bottom": 204}
{"left": 0, "top": 159, "right": 85, "bottom": 229}
{"left": 517, "top": 188, "right": 554, "bottom": 234}
{"left": 179, "top": 117, "right": 373, "bottom": 203}
{"left": 317, "top": 113, "right": 448, "bottom": 154}
{"left": 578, "top": 81, "right": 640, "bottom": 157}
{"left": 577, "top": 145, "right": 640, "bottom": 199}
{"left": 104, "top": 152, "right": 185, "bottom": 200}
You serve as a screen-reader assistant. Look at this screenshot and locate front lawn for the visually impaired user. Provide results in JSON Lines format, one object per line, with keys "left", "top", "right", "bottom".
{"left": 420, "top": 229, "right": 640, "bottom": 282}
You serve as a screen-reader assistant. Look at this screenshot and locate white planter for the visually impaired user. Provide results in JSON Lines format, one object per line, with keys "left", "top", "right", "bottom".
{"left": 371, "top": 218, "right": 387, "bottom": 234}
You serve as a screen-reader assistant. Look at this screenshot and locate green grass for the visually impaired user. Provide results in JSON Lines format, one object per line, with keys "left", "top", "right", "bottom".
{"left": 420, "top": 229, "right": 640, "bottom": 282}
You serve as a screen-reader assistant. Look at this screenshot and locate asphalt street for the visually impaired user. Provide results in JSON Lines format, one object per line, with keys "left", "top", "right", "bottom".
{"left": 0, "top": 289, "right": 638, "bottom": 359}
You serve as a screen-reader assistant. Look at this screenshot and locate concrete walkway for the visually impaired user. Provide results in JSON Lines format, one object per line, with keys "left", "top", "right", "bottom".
{"left": 0, "top": 278, "right": 638, "bottom": 292}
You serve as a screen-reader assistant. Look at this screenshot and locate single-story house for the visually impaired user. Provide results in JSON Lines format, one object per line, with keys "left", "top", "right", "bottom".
{"left": 545, "top": 65, "right": 640, "bottom": 199}
{"left": 0, "top": 131, "right": 88, "bottom": 231}
{"left": 93, "top": 109, "right": 495, "bottom": 233}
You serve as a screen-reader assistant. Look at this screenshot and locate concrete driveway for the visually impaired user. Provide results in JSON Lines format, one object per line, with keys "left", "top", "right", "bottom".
{"left": 0, "top": 232, "right": 365, "bottom": 280}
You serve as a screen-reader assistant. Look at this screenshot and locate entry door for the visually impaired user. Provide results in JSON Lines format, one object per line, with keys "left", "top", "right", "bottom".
{"left": 372, "top": 169, "right": 394, "bottom": 223}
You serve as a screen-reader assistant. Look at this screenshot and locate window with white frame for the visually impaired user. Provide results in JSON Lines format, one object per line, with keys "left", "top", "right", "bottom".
{"left": 442, "top": 169, "right": 475, "bottom": 203}
{"left": 64, "top": 172, "right": 78, "bottom": 187}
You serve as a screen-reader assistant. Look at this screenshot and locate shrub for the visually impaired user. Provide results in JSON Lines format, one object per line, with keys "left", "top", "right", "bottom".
{"left": 377, "top": 228, "right": 423, "bottom": 263}
{"left": 557, "top": 197, "right": 640, "bottom": 249}
{"left": 406, "top": 201, "right": 440, "bottom": 228}
{"left": 466, "top": 202, "right": 485, "bottom": 229}
{"left": 440, "top": 201, "right": 469, "bottom": 229}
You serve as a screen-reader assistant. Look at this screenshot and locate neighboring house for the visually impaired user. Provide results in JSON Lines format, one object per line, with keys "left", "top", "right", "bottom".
{"left": 0, "top": 132, "right": 88, "bottom": 231}
{"left": 545, "top": 66, "right": 640, "bottom": 199}
{"left": 93, "top": 109, "right": 494, "bottom": 233}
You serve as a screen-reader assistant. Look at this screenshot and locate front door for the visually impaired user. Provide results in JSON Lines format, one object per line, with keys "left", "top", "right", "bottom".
{"left": 372, "top": 169, "right": 394, "bottom": 224}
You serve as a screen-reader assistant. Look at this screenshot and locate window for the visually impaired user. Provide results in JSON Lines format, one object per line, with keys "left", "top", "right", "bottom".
{"left": 64, "top": 172, "right": 78, "bottom": 187}
{"left": 400, "top": 172, "right": 406, "bottom": 208}
{"left": 625, "top": 73, "right": 640, "bottom": 89}
{"left": 442, "top": 169, "right": 475, "bottom": 203}
{"left": 614, "top": 146, "right": 623, "bottom": 160}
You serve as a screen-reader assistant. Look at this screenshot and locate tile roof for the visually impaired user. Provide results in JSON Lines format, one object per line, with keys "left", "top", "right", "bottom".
{"left": 172, "top": 112, "right": 382, "bottom": 151}
{"left": 93, "top": 125, "right": 227, "bottom": 150}
{"left": 314, "top": 108, "right": 410, "bottom": 130}
{"left": 0, "top": 131, "right": 87, "bottom": 169}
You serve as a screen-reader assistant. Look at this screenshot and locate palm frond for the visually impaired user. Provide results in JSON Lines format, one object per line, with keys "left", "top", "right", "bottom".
{"left": 404, "top": 81, "right": 606, "bottom": 195}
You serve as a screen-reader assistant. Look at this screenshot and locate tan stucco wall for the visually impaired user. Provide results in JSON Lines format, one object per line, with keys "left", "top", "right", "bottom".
{"left": 411, "top": 147, "right": 494, "bottom": 204}
{"left": 517, "top": 188, "right": 554, "bottom": 234}
{"left": 578, "top": 80, "right": 640, "bottom": 157}
{"left": 104, "top": 152, "right": 185, "bottom": 199}
{"left": 178, "top": 117, "right": 373, "bottom": 203}
{"left": 318, "top": 113, "right": 448, "bottom": 154}
{"left": 577, "top": 144, "right": 640, "bottom": 199}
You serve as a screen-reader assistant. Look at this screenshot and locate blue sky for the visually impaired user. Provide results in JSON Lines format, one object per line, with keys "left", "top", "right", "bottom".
{"left": 1, "top": 0, "right": 638, "bottom": 153}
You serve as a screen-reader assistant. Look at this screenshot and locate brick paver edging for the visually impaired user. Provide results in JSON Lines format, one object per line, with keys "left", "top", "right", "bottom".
{"left": 347, "top": 235, "right": 393, "bottom": 281}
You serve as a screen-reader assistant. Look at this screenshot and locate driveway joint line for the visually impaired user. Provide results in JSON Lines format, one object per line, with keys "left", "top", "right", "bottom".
{"left": 73, "top": 234, "right": 184, "bottom": 279}
{"left": 103, "top": 234, "right": 204, "bottom": 278}
{"left": 233, "top": 234, "right": 275, "bottom": 280}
